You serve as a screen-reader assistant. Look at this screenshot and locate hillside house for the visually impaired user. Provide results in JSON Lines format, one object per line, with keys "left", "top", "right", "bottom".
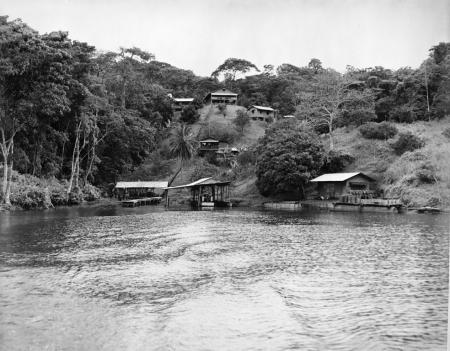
{"left": 168, "top": 94, "right": 194, "bottom": 111}
{"left": 198, "top": 138, "right": 220, "bottom": 156}
{"left": 172, "top": 98, "right": 194, "bottom": 111}
{"left": 247, "top": 105, "right": 276, "bottom": 122}
{"left": 204, "top": 89, "right": 238, "bottom": 105}
{"left": 216, "top": 146, "right": 239, "bottom": 159}
{"left": 310, "top": 172, "right": 376, "bottom": 199}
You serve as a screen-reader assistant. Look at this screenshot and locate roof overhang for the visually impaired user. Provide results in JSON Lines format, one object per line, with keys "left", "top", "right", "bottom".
{"left": 310, "top": 172, "right": 375, "bottom": 183}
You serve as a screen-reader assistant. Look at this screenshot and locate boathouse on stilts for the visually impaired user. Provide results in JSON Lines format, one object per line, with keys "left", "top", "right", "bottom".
{"left": 165, "top": 177, "right": 231, "bottom": 208}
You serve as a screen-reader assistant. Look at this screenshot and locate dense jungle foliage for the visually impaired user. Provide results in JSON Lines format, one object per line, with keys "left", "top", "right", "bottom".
{"left": 1, "top": 16, "right": 449, "bottom": 207}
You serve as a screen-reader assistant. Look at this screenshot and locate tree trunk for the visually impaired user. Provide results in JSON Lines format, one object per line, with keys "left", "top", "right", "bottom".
{"left": 120, "top": 79, "right": 127, "bottom": 109}
{"left": 1, "top": 129, "right": 14, "bottom": 205}
{"left": 83, "top": 123, "right": 99, "bottom": 186}
{"left": 328, "top": 118, "right": 334, "bottom": 150}
{"left": 2, "top": 156, "right": 7, "bottom": 199}
{"left": 67, "top": 122, "right": 81, "bottom": 194}
{"left": 5, "top": 158, "right": 13, "bottom": 204}
{"left": 168, "top": 160, "right": 183, "bottom": 187}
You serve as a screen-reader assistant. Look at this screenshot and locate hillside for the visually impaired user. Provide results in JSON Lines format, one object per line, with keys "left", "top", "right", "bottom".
{"left": 331, "top": 117, "right": 450, "bottom": 207}
{"left": 196, "top": 104, "right": 266, "bottom": 146}
{"left": 158, "top": 105, "right": 271, "bottom": 207}
{"left": 139, "top": 105, "right": 450, "bottom": 209}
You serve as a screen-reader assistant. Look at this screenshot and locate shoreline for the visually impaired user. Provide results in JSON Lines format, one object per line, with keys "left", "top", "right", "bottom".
{"left": 0, "top": 197, "right": 116, "bottom": 213}
{"left": 2, "top": 197, "right": 448, "bottom": 214}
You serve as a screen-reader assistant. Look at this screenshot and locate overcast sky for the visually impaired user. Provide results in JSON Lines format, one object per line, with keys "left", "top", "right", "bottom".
{"left": 2, "top": 0, "right": 449, "bottom": 76}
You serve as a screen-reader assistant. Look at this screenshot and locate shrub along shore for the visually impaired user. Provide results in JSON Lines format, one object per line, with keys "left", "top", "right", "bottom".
{"left": 0, "top": 169, "right": 102, "bottom": 211}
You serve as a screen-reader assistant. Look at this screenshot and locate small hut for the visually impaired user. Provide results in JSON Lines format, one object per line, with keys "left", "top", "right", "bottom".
{"left": 115, "top": 181, "right": 168, "bottom": 200}
{"left": 172, "top": 97, "right": 194, "bottom": 111}
{"left": 198, "top": 139, "right": 220, "bottom": 156}
{"left": 247, "top": 105, "right": 276, "bottom": 121}
{"left": 310, "top": 172, "right": 376, "bottom": 199}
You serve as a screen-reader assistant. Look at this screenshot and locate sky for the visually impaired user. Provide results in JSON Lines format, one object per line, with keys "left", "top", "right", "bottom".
{"left": 2, "top": 0, "right": 449, "bottom": 76}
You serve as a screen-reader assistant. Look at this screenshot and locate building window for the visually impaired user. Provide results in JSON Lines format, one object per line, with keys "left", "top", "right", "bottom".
{"left": 349, "top": 182, "right": 366, "bottom": 190}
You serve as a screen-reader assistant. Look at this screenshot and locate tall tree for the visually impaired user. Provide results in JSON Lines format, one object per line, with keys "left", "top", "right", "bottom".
{"left": 0, "top": 18, "right": 80, "bottom": 202}
{"left": 211, "top": 58, "right": 259, "bottom": 84}
{"left": 167, "top": 124, "right": 195, "bottom": 187}
{"left": 296, "top": 71, "right": 375, "bottom": 149}
{"left": 308, "top": 58, "right": 323, "bottom": 74}
{"left": 256, "top": 123, "right": 325, "bottom": 198}
{"left": 113, "top": 47, "right": 155, "bottom": 108}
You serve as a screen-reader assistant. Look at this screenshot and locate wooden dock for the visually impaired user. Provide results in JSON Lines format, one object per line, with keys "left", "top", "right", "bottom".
{"left": 121, "top": 197, "right": 162, "bottom": 207}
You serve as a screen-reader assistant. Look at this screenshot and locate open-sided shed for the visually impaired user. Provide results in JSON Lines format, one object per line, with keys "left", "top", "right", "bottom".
{"left": 115, "top": 181, "right": 168, "bottom": 200}
{"left": 165, "top": 177, "right": 231, "bottom": 208}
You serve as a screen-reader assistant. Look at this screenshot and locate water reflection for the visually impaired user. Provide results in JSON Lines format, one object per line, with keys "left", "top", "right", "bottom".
{"left": 0, "top": 208, "right": 448, "bottom": 350}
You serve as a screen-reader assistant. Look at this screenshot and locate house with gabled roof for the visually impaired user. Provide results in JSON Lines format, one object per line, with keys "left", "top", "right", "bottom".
{"left": 198, "top": 138, "right": 220, "bottom": 156}
{"left": 310, "top": 172, "right": 376, "bottom": 199}
{"left": 168, "top": 94, "right": 194, "bottom": 111}
{"left": 247, "top": 105, "right": 275, "bottom": 122}
{"left": 204, "top": 89, "right": 238, "bottom": 105}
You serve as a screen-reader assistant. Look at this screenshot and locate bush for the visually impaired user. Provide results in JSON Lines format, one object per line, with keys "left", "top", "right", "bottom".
{"left": 320, "top": 150, "right": 354, "bottom": 173}
{"left": 338, "top": 109, "right": 377, "bottom": 127}
{"left": 390, "top": 132, "right": 424, "bottom": 155}
{"left": 179, "top": 105, "right": 200, "bottom": 124}
{"left": 442, "top": 127, "right": 450, "bottom": 139}
{"left": 389, "top": 105, "right": 417, "bottom": 123}
{"left": 237, "top": 149, "right": 257, "bottom": 166}
{"left": 189, "top": 159, "right": 220, "bottom": 182}
{"left": 198, "top": 121, "right": 238, "bottom": 144}
{"left": 68, "top": 189, "right": 83, "bottom": 205}
{"left": 359, "top": 122, "right": 398, "bottom": 139}
{"left": 415, "top": 168, "right": 437, "bottom": 184}
{"left": 50, "top": 188, "right": 69, "bottom": 206}
{"left": 217, "top": 103, "right": 227, "bottom": 116}
{"left": 10, "top": 186, "right": 53, "bottom": 209}
{"left": 82, "top": 184, "right": 101, "bottom": 202}
{"left": 233, "top": 110, "right": 250, "bottom": 133}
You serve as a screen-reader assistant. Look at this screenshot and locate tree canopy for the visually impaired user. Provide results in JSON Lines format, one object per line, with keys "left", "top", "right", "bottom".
{"left": 211, "top": 58, "right": 259, "bottom": 81}
{"left": 256, "top": 123, "right": 325, "bottom": 198}
{"left": 0, "top": 15, "right": 449, "bottom": 205}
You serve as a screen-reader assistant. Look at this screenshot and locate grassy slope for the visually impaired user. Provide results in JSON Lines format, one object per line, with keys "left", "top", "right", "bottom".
{"left": 166, "top": 104, "right": 269, "bottom": 206}
{"left": 332, "top": 117, "right": 450, "bottom": 208}
{"left": 155, "top": 106, "right": 450, "bottom": 209}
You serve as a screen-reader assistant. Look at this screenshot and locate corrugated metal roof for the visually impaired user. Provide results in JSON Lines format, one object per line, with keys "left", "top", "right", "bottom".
{"left": 211, "top": 89, "right": 238, "bottom": 96}
{"left": 249, "top": 105, "right": 275, "bottom": 112}
{"left": 310, "top": 172, "right": 374, "bottom": 182}
{"left": 115, "top": 181, "right": 168, "bottom": 189}
{"left": 166, "top": 177, "right": 211, "bottom": 190}
{"left": 199, "top": 179, "right": 231, "bottom": 186}
{"left": 166, "top": 177, "right": 230, "bottom": 189}
{"left": 199, "top": 138, "right": 219, "bottom": 143}
{"left": 173, "top": 98, "right": 194, "bottom": 102}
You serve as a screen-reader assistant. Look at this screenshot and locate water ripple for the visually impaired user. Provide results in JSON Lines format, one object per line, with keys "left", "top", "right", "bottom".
{"left": 0, "top": 209, "right": 448, "bottom": 350}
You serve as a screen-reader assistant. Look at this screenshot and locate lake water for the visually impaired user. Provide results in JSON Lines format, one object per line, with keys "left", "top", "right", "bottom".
{"left": 0, "top": 205, "right": 448, "bottom": 350}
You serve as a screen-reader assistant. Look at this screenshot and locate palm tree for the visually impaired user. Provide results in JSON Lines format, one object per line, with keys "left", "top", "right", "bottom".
{"left": 167, "top": 123, "right": 195, "bottom": 186}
